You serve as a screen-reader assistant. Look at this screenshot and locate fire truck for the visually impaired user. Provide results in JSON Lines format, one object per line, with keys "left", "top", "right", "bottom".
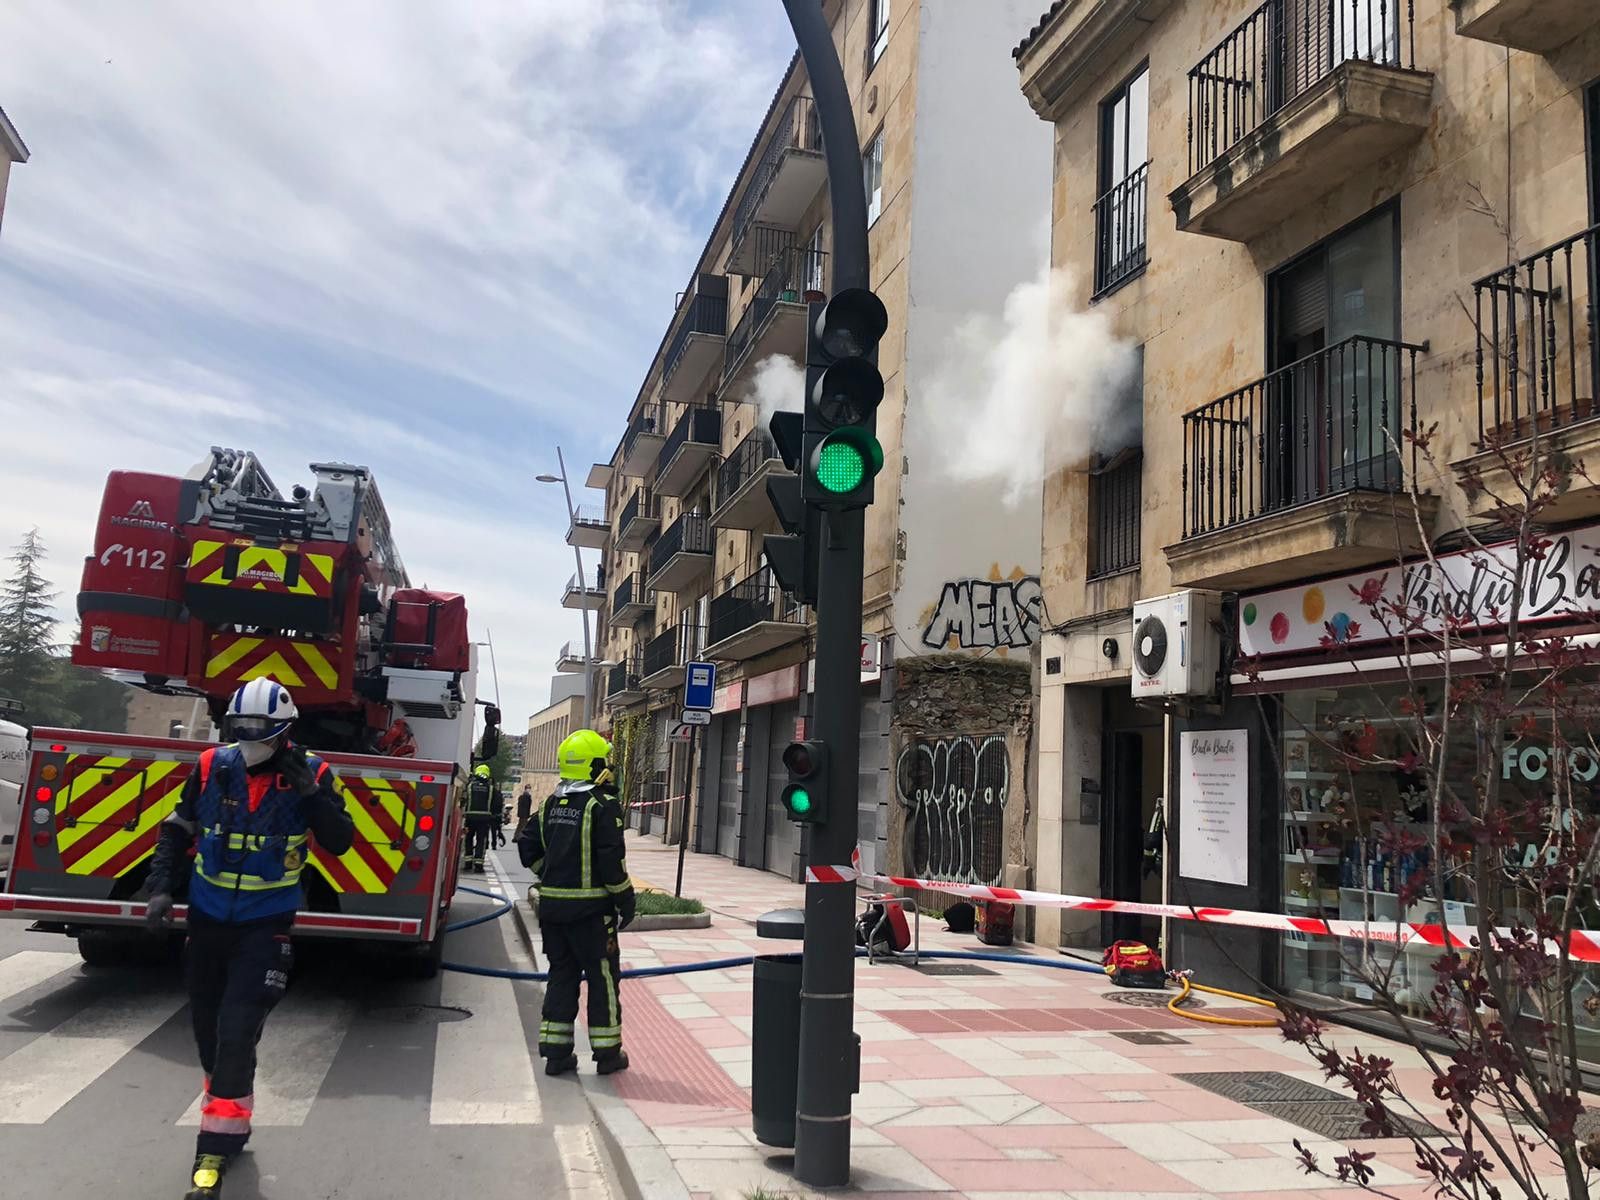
{"left": 0, "top": 449, "right": 495, "bottom": 976}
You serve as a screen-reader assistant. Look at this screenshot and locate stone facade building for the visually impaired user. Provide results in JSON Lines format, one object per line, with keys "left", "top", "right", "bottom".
{"left": 1017, "top": 0, "right": 1599, "bottom": 1008}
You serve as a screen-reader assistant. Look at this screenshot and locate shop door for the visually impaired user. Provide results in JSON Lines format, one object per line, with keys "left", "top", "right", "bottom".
{"left": 1100, "top": 691, "right": 1164, "bottom": 949}
{"left": 764, "top": 699, "right": 802, "bottom": 877}
{"left": 716, "top": 712, "right": 740, "bottom": 859}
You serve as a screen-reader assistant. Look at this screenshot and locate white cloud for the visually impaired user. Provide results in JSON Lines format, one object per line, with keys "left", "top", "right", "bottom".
{"left": 0, "top": 0, "right": 794, "bottom": 728}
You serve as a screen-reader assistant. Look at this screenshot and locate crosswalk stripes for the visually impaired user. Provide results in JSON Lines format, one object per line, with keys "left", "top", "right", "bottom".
{"left": 0, "top": 949, "right": 81, "bottom": 1007}
{"left": 0, "top": 984, "right": 188, "bottom": 1124}
{"left": 176, "top": 983, "right": 356, "bottom": 1128}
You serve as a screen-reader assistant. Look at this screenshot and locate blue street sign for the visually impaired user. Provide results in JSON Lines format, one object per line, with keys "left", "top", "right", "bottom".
{"left": 683, "top": 661, "right": 716, "bottom": 711}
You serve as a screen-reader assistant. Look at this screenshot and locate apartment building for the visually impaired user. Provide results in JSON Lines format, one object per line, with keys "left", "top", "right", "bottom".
{"left": 577, "top": 0, "right": 1053, "bottom": 883}
{"left": 1018, "top": 0, "right": 1599, "bottom": 1018}
{"left": 0, "top": 105, "right": 28, "bottom": 237}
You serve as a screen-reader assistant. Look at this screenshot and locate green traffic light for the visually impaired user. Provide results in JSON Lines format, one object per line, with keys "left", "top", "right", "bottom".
{"left": 786, "top": 786, "right": 813, "bottom": 815}
{"left": 815, "top": 441, "right": 867, "bottom": 493}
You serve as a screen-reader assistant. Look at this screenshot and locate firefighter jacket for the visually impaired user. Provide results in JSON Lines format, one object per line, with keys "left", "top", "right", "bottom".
{"left": 464, "top": 774, "right": 498, "bottom": 822}
{"left": 147, "top": 743, "right": 355, "bottom": 924}
{"left": 516, "top": 779, "right": 634, "bottom": 923}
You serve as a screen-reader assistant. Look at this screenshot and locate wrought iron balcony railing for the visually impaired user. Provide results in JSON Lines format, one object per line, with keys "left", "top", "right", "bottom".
{"left": 1181, "top": 335, "right": 1423, "bottom": 538}
{"left": 643, "top": 615, "right": 702, "bottom": 679}
{"left": 725, "top": 245, "right": 829, "bottom": 379}
{"left": 717, "top": 429, "right": 781, "bottom": 506}
{"left": 707, "top": 567, "right": 801, "bottom": 646}
{"left": 1187, "top": 0, "right": 1417, "bottom": 176}
{"left": 1093, "top": 163, "right": 1150, "bottom": 298}
{"left": 730, "top": 95, "right": 822, "bottom": 254}
{"left": 647, "top": 512, "right": 713, "bottom": 579}
{"left": 607, "top": 656, "right": 642, "bottom": 698}
{"left": 659, "top": 406, "right": 722, "bottom": 473}
{"left": 1473, "top": 222, "right": 1600, "bottom": 446}
{"left": 661, "top": 288, "right": 729, "bottom": 386}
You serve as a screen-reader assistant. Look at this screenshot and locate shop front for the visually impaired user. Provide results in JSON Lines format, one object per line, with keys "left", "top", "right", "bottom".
{"left": 1233, "top": 525, "right": 1600, "bottom": 1064}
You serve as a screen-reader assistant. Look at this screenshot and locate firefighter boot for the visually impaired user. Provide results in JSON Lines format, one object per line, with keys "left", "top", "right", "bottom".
{"left": 545, "top": 1053, "right": 579, "bottom": 1077}
{"left": 595, "top": 1048, "right": 630, "bottom": 1076}
{"left": 184, "top": 1153, "right": 227, "bottom": 1199}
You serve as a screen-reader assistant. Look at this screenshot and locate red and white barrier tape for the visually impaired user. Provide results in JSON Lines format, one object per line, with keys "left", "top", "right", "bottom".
{"left": 799, "top": 867, "right": 1600, "bottom": 964}
{"left": 805, "top": 846, "right": 862, "bottom": 886}
{"left": 629, "top": 794, "right": 682, "bottom": 810}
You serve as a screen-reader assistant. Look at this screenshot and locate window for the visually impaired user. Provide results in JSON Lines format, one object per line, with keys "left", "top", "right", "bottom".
{"left": 863, "top": 130, "right": 884, "bottom": 226}
{"left": 802, "top": 225, "right": 826, "bottom": 294}
{"left": 869, "top": 0, "right": 890, "bottom": 65}
{"left": 1094, "top": 65, "right": 1149, "bottom": 298}
{"left": 1088, "top": 349, "right": 1144, "bottom": 579}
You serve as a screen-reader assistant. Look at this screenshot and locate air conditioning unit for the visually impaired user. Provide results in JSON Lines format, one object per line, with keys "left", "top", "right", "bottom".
{"left": 1131, "top": 590, "right": 1224, "bottom": 699}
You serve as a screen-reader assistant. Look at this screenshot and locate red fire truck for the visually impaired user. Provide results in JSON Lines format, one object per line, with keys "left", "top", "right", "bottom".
{"left": 0, "top": 449, "right": 494, "bottom": 976}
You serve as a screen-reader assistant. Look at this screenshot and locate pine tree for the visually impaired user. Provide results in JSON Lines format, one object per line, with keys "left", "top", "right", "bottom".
{"left": 0, "top": 528, "right": 59, "bottom": 709}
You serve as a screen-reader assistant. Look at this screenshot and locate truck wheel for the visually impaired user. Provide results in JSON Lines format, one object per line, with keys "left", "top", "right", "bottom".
{"left": 408, "top": 927, "right": 447, "bottom": 980}
{"left": 77, "top": 930, "right": 132, "bottom": 967}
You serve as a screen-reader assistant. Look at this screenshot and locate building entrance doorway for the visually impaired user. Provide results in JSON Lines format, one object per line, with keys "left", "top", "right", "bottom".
{"left": 1100, "top": 690, "right": 1163, "bottom": 948}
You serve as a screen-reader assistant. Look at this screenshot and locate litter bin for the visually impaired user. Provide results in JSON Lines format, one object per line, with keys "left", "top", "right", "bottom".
{"left": 752, "top": 907, "right": 805, "bottom": 1148}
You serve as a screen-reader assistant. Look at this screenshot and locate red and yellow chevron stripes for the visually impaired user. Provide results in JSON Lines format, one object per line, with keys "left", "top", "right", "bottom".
{"left": 187, "top": 538, "right": 335, "bottom": 598}
{"left": 52, "top": 753, "right": 193, "bottom": 878}
{"left": 308, "top": 776, "right": 419, "bottom": 895}
{"left": 203, "top": 633, "right": 344, "bottom": 700}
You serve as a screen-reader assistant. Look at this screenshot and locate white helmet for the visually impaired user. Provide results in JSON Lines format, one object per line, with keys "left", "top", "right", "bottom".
{"left": 225, "top": 678, "right": 298, "bottom": 743}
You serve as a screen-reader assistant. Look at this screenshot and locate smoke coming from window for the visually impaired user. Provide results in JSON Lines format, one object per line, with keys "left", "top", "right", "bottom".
{"left": 744, "top": 353, "right": 805, "bottom": 435}
{"left": 920, "top": 267, "right": 1139, "bottom": 506}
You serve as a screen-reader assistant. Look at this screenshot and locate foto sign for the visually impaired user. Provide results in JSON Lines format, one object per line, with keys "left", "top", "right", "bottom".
{"left": 683, "top": 661, "right": 716, "bottom": 711}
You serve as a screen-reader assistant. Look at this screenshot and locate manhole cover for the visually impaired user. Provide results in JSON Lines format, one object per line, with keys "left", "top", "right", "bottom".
{"left": 1105, "top": 990, "right": 1199, "bottom": 1009}
{"left": 367, "top": 1004, "right": 472, "bottom": 1025}
{"left": 1178, "top": 1072, "right": 1438, "bottom": 1140}
{"left": 909, "top": 963, "right": 999, "bottom": 977}
{"left": 1112, "top": 1030, "right": 1187, "bottom": 1045}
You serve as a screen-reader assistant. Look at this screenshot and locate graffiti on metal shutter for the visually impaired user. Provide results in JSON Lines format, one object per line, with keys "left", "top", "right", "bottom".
{"left": 896, "top": 735, "right": 1009, "bottom": 886}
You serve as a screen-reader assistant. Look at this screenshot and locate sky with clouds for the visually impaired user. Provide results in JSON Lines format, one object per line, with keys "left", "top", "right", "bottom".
{"left": 0, "top": 1, "right": 796, "bottom": 732}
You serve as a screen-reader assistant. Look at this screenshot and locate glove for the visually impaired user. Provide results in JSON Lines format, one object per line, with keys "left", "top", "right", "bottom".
{"left": 145, "top": 893, "right": 175, "bottom": 931}
{"left": 616, "top": 890, "right": 636, "bottom": 931}
{"left": 275, "top": 745, "right": 320, "bottom": 798}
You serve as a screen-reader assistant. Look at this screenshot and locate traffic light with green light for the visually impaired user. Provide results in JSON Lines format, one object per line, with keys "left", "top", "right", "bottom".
{"left": 781, "top": 740, "right": 829, "bottom": 825}
{"left": 802, "top": 290, "right": 889, "bottom": 510}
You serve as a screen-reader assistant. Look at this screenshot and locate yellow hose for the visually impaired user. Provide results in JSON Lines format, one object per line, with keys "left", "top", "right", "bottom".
{"left": 1167, "top": 974, "right": 1280, "bottom": 1027}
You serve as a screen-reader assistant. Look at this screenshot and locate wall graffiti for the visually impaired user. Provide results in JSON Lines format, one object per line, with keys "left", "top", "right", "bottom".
{"left": 920, "top": 577, "right": 1042, "bottom": 650}
{"left": 897, "top": 734, "right": 1010, "bottom": 886}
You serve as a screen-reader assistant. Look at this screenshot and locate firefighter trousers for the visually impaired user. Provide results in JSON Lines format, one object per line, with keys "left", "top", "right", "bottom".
{"left": 464, "top": 818, "right": 491, "bottom": 866}
{"left": 539, "top": 912, "right": 622, "bottom": 1059}
{"left": 185, "top": 913, "right": 294, "bottom": 1157}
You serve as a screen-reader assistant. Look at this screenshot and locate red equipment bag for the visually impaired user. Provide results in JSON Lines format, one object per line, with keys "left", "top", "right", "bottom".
{"left": 1103, "top": 939, "right": 1167, "bottom": 989}
{"left": 977, "top": 900, "right": 1015, "bottom": 947}
{"left": 386, "top": 590, "right": 470, "bottom": 672}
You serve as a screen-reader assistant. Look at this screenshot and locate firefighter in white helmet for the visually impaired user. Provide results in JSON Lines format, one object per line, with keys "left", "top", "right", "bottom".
{"left": 144, "top": 678, "right": 355, "bottom": 1199}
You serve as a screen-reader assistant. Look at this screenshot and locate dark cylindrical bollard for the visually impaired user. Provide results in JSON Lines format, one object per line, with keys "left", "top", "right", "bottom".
{"left": 751, "top": 953, "right": 804, "bottom": 1147}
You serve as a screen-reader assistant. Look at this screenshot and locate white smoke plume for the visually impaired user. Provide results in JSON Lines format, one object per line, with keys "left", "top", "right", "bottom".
{"left": 746, "top": 353, "right": 804, "bottom": 434}
{"left": 920, "top": 267, "right": 1140, "bottom": 507}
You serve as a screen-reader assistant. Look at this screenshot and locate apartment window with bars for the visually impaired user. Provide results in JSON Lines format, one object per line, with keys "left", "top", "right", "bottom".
{"left": 1088, "top": 349, "right": 1144, "bottom": 579}
{"left": 869, "top": 0, "right": 891, "bottom": 65}
{"left": 1094, "top": 65, "right": 1149, "bottom": 298}
{"left": 863, "top": 129, "right": 884, "bottom": 226}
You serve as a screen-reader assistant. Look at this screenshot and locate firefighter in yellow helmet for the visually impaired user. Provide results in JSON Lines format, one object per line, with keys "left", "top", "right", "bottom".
{"left": 462, "top": 762, "right": 499, "bottom": 873}
{"left": 517, "top": 728, "right": 634, "bottom": 1075}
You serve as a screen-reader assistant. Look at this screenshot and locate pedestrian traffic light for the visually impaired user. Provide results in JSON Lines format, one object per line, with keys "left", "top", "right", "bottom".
{"left": 803, "top": 290, "right": 888, "bottom": 510}
{"left": 781, "top": 740, "right": 829, "bottom": 825}
{"left": 763, "top": 411, "right": 820, "bottom": 606}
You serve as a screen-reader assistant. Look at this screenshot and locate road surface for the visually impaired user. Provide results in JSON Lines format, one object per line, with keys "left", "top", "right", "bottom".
{"left": 0, "top": 848, "right": 616, "bottom": 1198}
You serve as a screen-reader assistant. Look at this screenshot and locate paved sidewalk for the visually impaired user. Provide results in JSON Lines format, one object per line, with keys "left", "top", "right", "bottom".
{"left": 537, "top": 834, "right": 1570, "bottom": 1200}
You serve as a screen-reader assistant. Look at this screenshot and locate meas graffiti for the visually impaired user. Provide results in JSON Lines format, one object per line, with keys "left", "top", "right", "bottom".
{"left": 921, "top": 577, "right": 1042, "bottom": 650}
{"left": 897, "top": 735, "right": 1010, "bottom": 886}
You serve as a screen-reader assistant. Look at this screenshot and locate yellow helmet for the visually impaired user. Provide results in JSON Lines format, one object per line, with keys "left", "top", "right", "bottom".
{"left": 558, "top": 729, "right": 612, "bottom": 781}
{"left": 473, "top": 764, "right": 492, "bottom": 778}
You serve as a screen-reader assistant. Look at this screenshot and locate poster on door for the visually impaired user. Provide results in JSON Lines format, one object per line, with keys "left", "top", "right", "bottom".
{"left": 1178, "top": 729, "right": 1249, "bottom": 887}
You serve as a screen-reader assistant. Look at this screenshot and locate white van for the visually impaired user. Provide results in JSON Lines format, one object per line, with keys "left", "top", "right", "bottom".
{"left": 0, "top": 719, "right": 25, "bottom": 874}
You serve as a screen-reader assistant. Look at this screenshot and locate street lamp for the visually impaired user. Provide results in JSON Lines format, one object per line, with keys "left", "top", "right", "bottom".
{"left": 536, "top": 447, "right": 595, "bottom": 729}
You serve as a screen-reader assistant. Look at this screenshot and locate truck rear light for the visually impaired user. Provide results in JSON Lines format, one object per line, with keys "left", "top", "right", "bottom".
{"left": 418, "top": 815, "right": 434, "bottom": 832}
{"left": 420, "top": 795, "right": 436, "bottom": 811}
{"left": 40, "top": 765, "right": 59, "bottom": 782}
{"left": 32, "top": 833, "right": 49, "bottom": 847}
{"left": 49, "top": 744, "right": 66, "bottom": 753}
{"left": 412, "top": 835, "right": 431, "bottom": 852}
{"left": 34, "top": 787, "right": 52, "bottom": 804}
{"left": 32, "top": 808, "right": 50, "bottom": 826}
{"left": 420, "top": 774, "right": 435, "bottom": 783}
{"left": 407, "top": 857, "right": 424, "bottom": 872}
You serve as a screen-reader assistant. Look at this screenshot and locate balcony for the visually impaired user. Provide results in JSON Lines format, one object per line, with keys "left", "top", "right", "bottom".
{"left": 606, "top": 656, "right": 644, "bottom": 707}
{"left": 1170, "top": 0, "right": 1432, "bottom": 243}
{"left": 1455, "top": 0, "right": 1592, "bottom": 54}
{"left": 561, "top": 570, "right": 606, "bottom": 611}
{"left": 723, "top": 245, "right": 828, "bottom": 391}
{"left": 1457, "top": 223, "right": 1600, "bottom": 521}
{"left": 1016, "top": 0, "right": 1177, "bottom": 121}
{"left": 726, "top": 96, "right": 826, "bottom": 276}
{"left": 646, "top": 512, "right": 714, "bottom": 592}
{"left": 1168, "top": 335, "right": 1436, "bottom": 590}
{"left": 713, "top": 428, "right": 792, "bottom": 529}
{"left": 1093, "top": 163, "right": 1150, "bottom": 299}
{"left": 615, "top": 487, "right": 660, "bottom": 551}
{"left": 656, "top": 406, "right": 723, "bottom": 497}
{"left": 660, "top": 276, "right": 729, "bottom": 406}
{"left": 555, "top": 641, "right": 595, "bottom": 674}
{"left": 703, "top": 568, "right": 807, "bottom": 662}
{"left": 621, "top": 403, "right": 667, "bottom": 478}
{"left": 565, "top": 504, "right": 609, "bottom": 550}
{"left": 640, "top": 616, "right": 703, "bottom": 691}
{"left": 610, "top": 571, "right": 655, "bottom": 622}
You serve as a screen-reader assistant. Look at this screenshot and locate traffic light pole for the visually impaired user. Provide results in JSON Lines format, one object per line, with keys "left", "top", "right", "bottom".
{"left": 781, "top": 0, "right": 870, "bottom": 1188}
